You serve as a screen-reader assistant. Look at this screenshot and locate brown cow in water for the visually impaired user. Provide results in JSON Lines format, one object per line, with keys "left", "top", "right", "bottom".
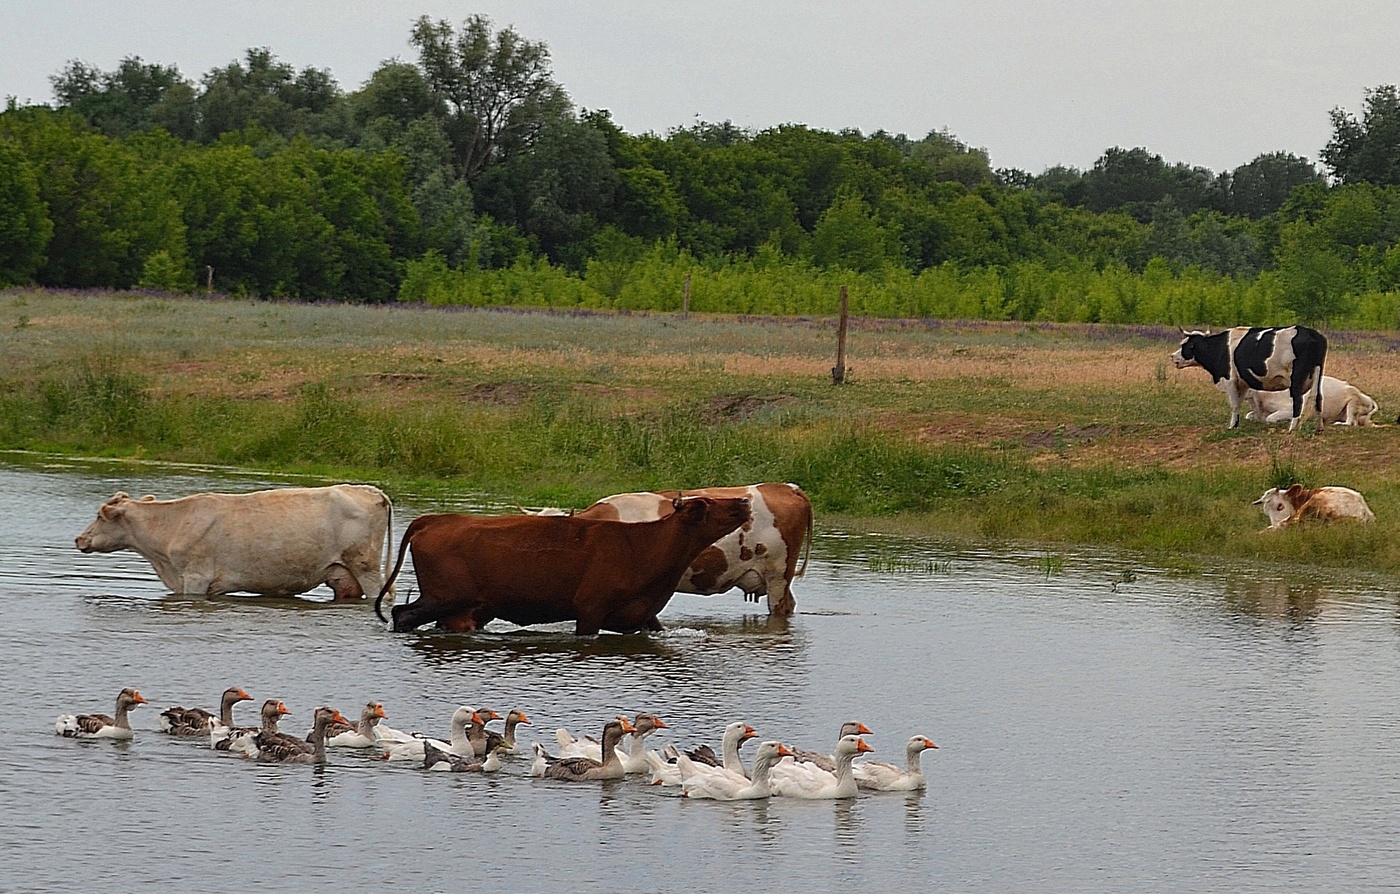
{"left": 375, "top": 495, "right": 751, "bottom": 635}
{"left": 533, "top": 482, "right": 813, "bottom": 616}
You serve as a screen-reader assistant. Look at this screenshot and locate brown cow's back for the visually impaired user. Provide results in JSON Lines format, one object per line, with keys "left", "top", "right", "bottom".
{"left": 384, "top": 496, "right": 750, "bottom": 635}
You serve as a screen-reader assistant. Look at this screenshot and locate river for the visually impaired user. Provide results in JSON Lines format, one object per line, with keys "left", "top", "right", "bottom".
{"left": 5, "top": 453, "right": 1400, "bottom": 892}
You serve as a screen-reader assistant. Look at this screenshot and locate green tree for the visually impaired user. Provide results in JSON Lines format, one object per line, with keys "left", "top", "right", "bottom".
{"left": 810, "top": 191, "right": 902, "bottom": 272}
{"left": 0, "top": 138, "right": 52, "bottom": 284}
{"left": 51, "top": 56, "right": 196, "bottom": 139}
{"left": 1323, "top": 85, "right": 1400, "bottom": 186}
{"left": 195, "top": 48, "right": 344, "bottom": 143}
{"left": 0, "top": 107, "right": 188, "bottom": 288}
{"left": 1229, "top": 151, "right": 1322, "bottom": 218}
{"left": 1275, "top": 220, "right": 1352, "bottom": 324}
{"left": 410, "top": 14, "right": 572, "bottom": 180}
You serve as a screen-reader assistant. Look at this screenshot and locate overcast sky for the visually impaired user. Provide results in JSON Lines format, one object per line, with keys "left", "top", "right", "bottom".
{"left": 3, "top": 1, "right": 1398, "bottom": 175}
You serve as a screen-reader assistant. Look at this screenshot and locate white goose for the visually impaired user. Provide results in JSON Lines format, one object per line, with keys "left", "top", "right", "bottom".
{"left": 770, "top": 734, "right": 873, "bottom": 799}
{"left": 854, "top": 735, "right": 938, "bottom": 791}
{"left": 321, "top": 702, "right": 389, "bottom": 748}
{"left": 379, "top": 707, "right": 480, "bottom": 762}
{"left": 646, "top": 721, "right": 757, "bottom": 786}
{"left": 682, "top": 741, "right": 793, "bottom": 800}
{"left": 55, "top": 688, "right": 147, "bottom": 740}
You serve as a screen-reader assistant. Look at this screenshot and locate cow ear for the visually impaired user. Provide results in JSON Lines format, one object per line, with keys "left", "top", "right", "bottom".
{"left": 1284, "top": 484, "right": 1305, "bottom": 499}
{"left": 139, "top": 494, "right": 156, "bottom": 502}
{"left": 99, "top": 501, "right": 127, "bottom": 521}
{"left": 672, "top": 493, "right": 685, "bottom": 511}
{"left": 106, "top": 492, "right": 129, "bottom": 504}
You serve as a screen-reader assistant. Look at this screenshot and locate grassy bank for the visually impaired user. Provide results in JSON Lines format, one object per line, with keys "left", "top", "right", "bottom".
{"left": 5, "top": 288, "right": 1400, "bottom": 573}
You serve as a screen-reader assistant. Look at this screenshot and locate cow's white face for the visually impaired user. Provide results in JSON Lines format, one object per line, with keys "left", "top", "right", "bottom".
{"left": 1252, "top": 488, "right": 1296, "bottom": 527}
{"left": 74, "top": 494, "right": 133, "bottom": 553}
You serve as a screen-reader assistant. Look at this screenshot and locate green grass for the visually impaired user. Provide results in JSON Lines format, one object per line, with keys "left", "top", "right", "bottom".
{"left": 5, "top": 287, "right": 1400, "bottom": 578}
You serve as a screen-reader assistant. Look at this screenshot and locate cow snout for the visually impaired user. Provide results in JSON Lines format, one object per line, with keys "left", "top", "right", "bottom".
{"left": 75, "top": 534, "right": 92, "bottom": 552}
{"left": 1169, "top": 350, "right": 1194, "bottom": 369}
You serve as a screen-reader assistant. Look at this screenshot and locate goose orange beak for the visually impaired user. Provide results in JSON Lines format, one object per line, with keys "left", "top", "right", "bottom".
{"left": 277, "top": 702, "right": 291, "bottom": 716}
{"left": 924, "top": 738, "right": 939, "bottom": 749}
{"left": 742, "top": 724, "right": 757, "bottom": 741}
{"left": 516, "top": 712, "right": 531, "bottom": 725}
{"left": 856, "top": 737, "right": 874, "bottom": 754}
{"left": 620, "top": 718, "right": 636, "bottom": 732}
{"left": 652, "top": 717, "right": 669, "bottom": 729}
{"left": 374, "top": 704, "right": 387, "bottom": 719}
{"left": 855, "top": 722, "right": 873, "bottom": 735}
{"left": 776, "top": 743, "right": 794, "bottom": 757}
{"left": 236, "top": 689, "right": 252, "bottom": 701}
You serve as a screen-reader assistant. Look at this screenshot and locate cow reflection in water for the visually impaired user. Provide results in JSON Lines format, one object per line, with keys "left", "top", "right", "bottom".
{"left": 1222, "top": 577, "right": 1324, "bottom": 624}
{"left": 377, "top": 495, "right": 751, "bottom": 636}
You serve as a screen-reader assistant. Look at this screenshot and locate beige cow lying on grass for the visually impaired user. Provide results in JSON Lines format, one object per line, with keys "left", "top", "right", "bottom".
{"left": 1245, "top": 375, "right": 1379, "bottom": 426}
{"left": 1253, "top": 484, "right": 1376, "bottom": 530}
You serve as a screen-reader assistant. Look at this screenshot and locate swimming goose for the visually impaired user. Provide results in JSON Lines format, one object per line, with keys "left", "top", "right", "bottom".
{"left": 466, "top": 708, "right": 504, "bottom": 757}
{"left": 540, "top": 718, "right": 635, "bottom": 781}
{"left": 682, "top": 741, "right": 794, "bottom": 800}
{"left": 317, "top": 702, "right": 388, "bottom": 748}
{"left": 256, "top": 707, "right": 344, "bottom": 764}
{"left": 159, "top": 687, "right": 251, "bottom": 737}
{"left": 646, "top": 721, "right": 757, "bottom": 786}
{"left": 482, "top": 709, "right": 531, "bottom": 754}
{"left": 213, "top": 699, "right": 290, "bottom": 755}
{"left": 854, "top": 735, "right": 938, "bottom": 791}
{"left": 55, "top": 688, "right": 147, "bottom": 739}
{"left": 789, "top": 721, "right": 873, "bottom": 771}
{"left": 556, "top": 713, "right": 667, "bottom": 772}
{"left": 379, "top": 707, "right": 480, "bottom": 762}
{"left": 770, "top": 734, "right": 872, "bottom": 799}
{"left": 424, "top": 739, "right": 505, "bottom": 772}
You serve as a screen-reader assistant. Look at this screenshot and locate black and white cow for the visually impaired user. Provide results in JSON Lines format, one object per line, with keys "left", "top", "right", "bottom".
{"left": 1170, "top": 326, "right": 1327, "bottom": 433}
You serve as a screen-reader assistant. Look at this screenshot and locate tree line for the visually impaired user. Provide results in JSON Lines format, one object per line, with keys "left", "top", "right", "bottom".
{"left": 3, "top": 15, "right": 1400, "bottom": 326}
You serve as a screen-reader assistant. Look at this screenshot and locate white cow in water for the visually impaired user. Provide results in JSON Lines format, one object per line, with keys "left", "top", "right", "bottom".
{"left": 75, "top": 484, "right": 394, "bottom": 599}
{"left": 1246, "top": 375, "right": 1379, "bottom": 427}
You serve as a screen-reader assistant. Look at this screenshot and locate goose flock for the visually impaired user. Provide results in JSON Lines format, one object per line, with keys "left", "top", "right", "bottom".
{"left": 55, "top": 687, "right": 938, "bottom": 800}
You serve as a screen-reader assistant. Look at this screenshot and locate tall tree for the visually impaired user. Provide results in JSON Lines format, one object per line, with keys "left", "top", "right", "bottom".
{"left": 410, "top": 14, "right": 572, "bottom": 180}
{"left": 0, "top": 138, "right": 52, "bottom": 285}
{"left": 1229, "top": 151, "right": 1323, "bottom": 218}
{"left": 51, "top": 56, "right": 196, "bottom": 139}
{"left": 1323, "top": 84, "right": 1400, "bottom": 186}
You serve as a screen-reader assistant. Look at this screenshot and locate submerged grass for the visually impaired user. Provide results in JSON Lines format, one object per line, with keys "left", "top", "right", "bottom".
{"left": 5, "top": 288, "right": 1400, "bottom": 576}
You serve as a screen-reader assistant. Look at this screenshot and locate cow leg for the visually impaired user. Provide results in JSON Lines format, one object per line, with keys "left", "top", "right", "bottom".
{"left": 765, "top": 574, "right": 796, "bottom": 616}
{"left": 646, "top": 615, "right": 664, "bottom": 632}
{"left": 324, "top": 564, "right": 364, "bottom": 601}
{"left": 1226, "top": 383, "right": 1246, "bottom": 428}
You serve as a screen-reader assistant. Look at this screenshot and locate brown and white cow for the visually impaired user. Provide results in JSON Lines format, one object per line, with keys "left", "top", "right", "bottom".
{"left": 569, "top": 483, "right": 812, "bottom": 616}
{"left": 1245, "top": 375, "right": 1379, "bottom": 427}
{"left": 375, "top": 495, "right": 752, "bottom": 635}
{"left": 1252, "top": 484, "right": 1376, "bottom": 530}
{"left": 75, "top": 485, "right": 395, "bottom": 600}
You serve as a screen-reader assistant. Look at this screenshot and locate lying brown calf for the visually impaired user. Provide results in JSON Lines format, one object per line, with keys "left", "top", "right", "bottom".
{"left": 1253, "top": 484, "right": 1376, "bottom": 530}
{"left": 376, "top": 495, "right": 751, "bottom": 635}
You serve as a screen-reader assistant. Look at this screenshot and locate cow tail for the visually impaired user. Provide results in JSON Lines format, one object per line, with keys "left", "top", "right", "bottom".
{"left": 375, "top": 523, "right": 416, "bottom": 623}
{"left": 381, "top": 493, "right": 395, "bottom": 604}
{"left": 793, "top": 485, "right": 813, "bottom": 579}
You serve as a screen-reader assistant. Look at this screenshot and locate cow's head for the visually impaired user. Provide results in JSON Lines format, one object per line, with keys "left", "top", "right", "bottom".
{"left": 75, "top": 492, "right": 136, "bottom": 553}
{"left": 1170, "top": 329, "right": 1209, "bottom": 370}
{"left": 1253, "top": 484, "right": 1307, "bottom": 528}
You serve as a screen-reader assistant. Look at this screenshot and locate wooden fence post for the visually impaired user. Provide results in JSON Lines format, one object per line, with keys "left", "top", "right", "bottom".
{"left": 682, "top": 272, "right": 691, "bottom": 319}
{"left": 205, "top": 265, "right": 214, "bottom": 294}
{"left": 831, "top": 285, "right": 848, "bottom": 384}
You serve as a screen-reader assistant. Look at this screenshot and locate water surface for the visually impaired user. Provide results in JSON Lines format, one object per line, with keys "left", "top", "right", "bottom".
{"left": 6, "top": 454, "right": 1400, "bottom": 891}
